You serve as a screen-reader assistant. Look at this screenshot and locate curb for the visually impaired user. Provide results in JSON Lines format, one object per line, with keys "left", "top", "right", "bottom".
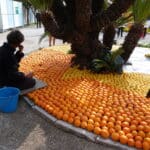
{"left": 23, "top": 96, "right": 136, "bottom": 150}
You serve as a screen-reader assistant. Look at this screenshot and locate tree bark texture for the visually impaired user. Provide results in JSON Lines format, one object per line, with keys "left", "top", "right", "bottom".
{"left": 92, "top": 0, "right": 135, "bottom": 30}
{"left": 40, "top": 0, "right": 137, "bottom": 69}
{"left": 121, "top": 23, "right": 144, "bottom": 63}
{"left": 103, "top": 23, "right": 116, "bottom": 50}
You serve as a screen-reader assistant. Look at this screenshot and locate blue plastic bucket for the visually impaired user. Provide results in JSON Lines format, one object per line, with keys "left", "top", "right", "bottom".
{"left": 0, "top": 87, "right": 20, "bottom": 113}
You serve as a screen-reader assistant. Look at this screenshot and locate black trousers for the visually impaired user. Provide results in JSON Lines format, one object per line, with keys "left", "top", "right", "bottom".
{"left": 0, "top": 77, "right": 36, "bottom": 90}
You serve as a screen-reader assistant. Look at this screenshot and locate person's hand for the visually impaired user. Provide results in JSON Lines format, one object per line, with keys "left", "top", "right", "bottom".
{"left": 18, "top": 45, "right": 24, "bottom": 52}
{"left": 25, "top": 71, "right": 34, "bottom": 78}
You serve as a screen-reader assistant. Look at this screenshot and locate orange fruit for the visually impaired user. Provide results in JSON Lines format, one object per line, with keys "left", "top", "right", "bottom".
{"left": 100, "top": 120, "right": 107, "bottom": 126}
{"left": 107, "top": 122, "right": 114, "bottom": 128}
{"left": 117, "top": 116, "right": 124, "bottom": 122}
{"left": 132, "top": 130, "right": 138, "bottom": 137}
{"left": 130, "top": 125, "right": 137, "bottom": 131}
{"left": 102, "top": 126, "right": 108, "bottom": 130}
{"left": 94, "top": 127, "right": 101, "bottom": 135}
{"left": 88, "top": 119, "right": 94, "bottom": 124}
{"left": 94, "top": 117, "right": 101, "bottom": 122}
{"left": 138, "top": 131, "right": 146, "bottom": 138}
{"left": 135, "top": 140, "right": 142, "bottom": 149}
{"left": 127, "top": 138, "right": 135, "bottom": 147}
{"left": 118, "top": 130, "right": 125, "bottom": 136}
{"left": 81, "top": 116, "right": 88, "bottom": 121}
{"left": 89, "top": 114, "right": 96, "bottom": 120}
{"left": 62, "top": 113, "right": 69, "bottom": 121}
{"left": 120, "top": 135, "right": 128, "bottom": 144}
{"left": 131, "top": 120, "right": 138, "bottom": 125}
{"left": 122, "top": 121, "right": 129, "bottom": 128}
{"left": 145, "top": 125, "right": 150, "bottom": 133}
{"left": 74, "top": 119, "right": 81, "bottom": 127}
{"left": 144, "top": 138, "right": 150, "bottom": 144}
{"left": 94, "top": 122, "right": 100, "bottom": 127}
{"left": 146, "top": 133, "right": 150, "bottom": 138}
{"left": 140, "top": 121, "right": 148, "bottom": 126}
{"left": 68, "top": 117, "right": 74, "bottom": 124}
{"left": 70, "top": 112, "right": 75, "bottom": 117}
{"left": 87, "top": 123, "right": 94, "bottom": 131}
{"left": 74, "top": 116, "right": 80, "bottom": 120}
{"left": 56, "top": 110, "right": 63, "bottom": 119}
{"left": 100, "top": 129, "right": 110, "bottom": 138}
{"left": 111, "top": 132, "right": 120, "bottom": 141}
{"left": 126, "top": 133, "right": 133, "bottom": 139}
{"left": 143, "top": 141, "right": 150, "bottom": 150}
{"left": 109, "top": 128, "right": 115, "bottom": 134}
{"left": 123, "top": 127, "right": 130, "bottom": 134}
{"left": 124, "top": 117, "right": 131, "bottom": 123}
{"left": 135, "top": 135, "right": 143, "bottom": 141}
{"left": 115, "top": 125, "right": 122, "bottom": 131}
{"left": 81, "top": 121, "right": 88, "bottom": 129}
{"left": 138, "top": 125, "right": 144, "bottom": 131}
{"left": 109, "top": 117, "right": 115, "bottom": 123}
{"left": 103, "top": 115, "right": 109, "bottom": 121}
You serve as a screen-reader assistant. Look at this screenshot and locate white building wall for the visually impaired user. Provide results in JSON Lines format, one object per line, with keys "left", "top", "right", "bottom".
{"left": 13, "top": 1, "right": 23, "bottom": 27}
{"left": 0, "top": 0, "right": 26, "bottom": 32}
{"left": 0, "top": 0, "right": 14, "bottom": 32}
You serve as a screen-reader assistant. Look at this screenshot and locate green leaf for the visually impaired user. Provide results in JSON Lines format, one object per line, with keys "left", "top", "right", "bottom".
{"left": 28, "top": 0, "right": 54, "bottom": 11}
{"left": 111, "top": 48, "right": 124, "bottom": 62}
{"left": 133, "top": 0, "right": 150, "bottom": 23}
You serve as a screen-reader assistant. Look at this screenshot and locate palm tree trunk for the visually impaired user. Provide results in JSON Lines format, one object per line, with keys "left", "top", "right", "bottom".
{"left": 40, "top": 12, "right": 65, "bottom": 39}
{"left": 75, "top": 0, "right": 91, "bottom": 32}
{"left": 121, "top": 23, "right": 144, "bottom": 63}
{"left": 92, "top": 0, "right": 135, "bottom": 30}
{"left": 70, "top": 0, "right": 92, "bottom": 69}
{"left": 40, "top": 0, "right": 135, "bottom": 69}
{"left": 103, "top": 23, "right": 116, "bottom": 50}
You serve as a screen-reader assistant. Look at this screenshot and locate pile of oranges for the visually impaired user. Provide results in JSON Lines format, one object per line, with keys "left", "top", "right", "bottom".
{"left": 20, "top": 48, "right": 150, "bottom": 150}
{"left": 63, "top": 67, "right": 150, "bottom": 97}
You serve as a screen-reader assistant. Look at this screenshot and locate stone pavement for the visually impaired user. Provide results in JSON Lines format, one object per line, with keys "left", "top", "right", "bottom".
{"left": 0, "top": 25, "right": 150, "bottom": 150}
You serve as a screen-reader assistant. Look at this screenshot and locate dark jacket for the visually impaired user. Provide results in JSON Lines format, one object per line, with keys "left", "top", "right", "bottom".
{"left": 0, "top": 43, "right": 25, "bottom": 86}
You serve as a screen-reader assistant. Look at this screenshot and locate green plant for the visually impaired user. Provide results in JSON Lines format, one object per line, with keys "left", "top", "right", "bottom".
{"left": 28, "top": 0, "right": 134, "bottom": 70}
{"left": 90, "top": 48, "right": 124, "bottom": 73}
{"left": 133, "top": 0, "right": 150, "bottom": 23}
{"left": 28, "top": 0, "right": 53, "bottom": 11}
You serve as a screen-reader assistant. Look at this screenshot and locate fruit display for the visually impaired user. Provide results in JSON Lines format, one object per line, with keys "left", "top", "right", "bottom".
{"left": 20, "top": 48, "right": 150, "bottom": 150}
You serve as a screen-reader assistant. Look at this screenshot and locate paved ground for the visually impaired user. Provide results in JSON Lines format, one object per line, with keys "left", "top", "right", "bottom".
{"left": 0, "top": 25, "right": 63, "bottom": 54}
{"left": 0, "top": 25, "right": 149, "bottom": 150}
{"left": 0, "top": 25, "right": 149, "bottom": 54}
